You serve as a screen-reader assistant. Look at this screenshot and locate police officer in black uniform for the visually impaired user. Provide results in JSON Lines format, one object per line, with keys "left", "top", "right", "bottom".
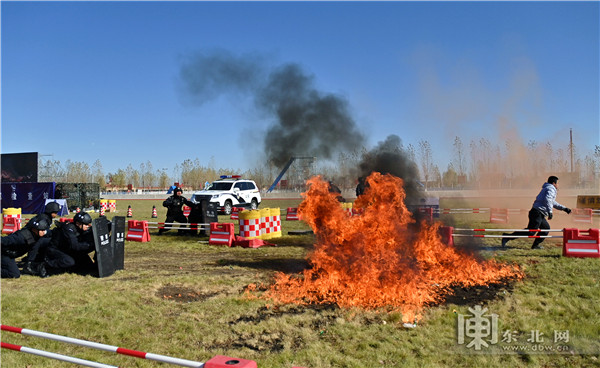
{"left": 17, "top": 201, "right": 62, "bottom": 267}
{"left": 1, "top": 216, "right": 50, "bottom": 278}
{"left": 158, "top": 187, "right": 192, "bottom": 235}
{"left": 40, "top": 201, "right": 61, "bottom": 228}
{"left": 44, "top": 211, "right": 97, "bottom": 276}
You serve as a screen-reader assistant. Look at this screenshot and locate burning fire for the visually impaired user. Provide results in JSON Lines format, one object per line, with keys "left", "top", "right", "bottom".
{"left": 266, "top": 173, "right": 523, "bottom": 322}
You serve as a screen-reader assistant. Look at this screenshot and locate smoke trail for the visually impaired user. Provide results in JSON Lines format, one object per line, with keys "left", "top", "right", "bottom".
{"left": 178, "top": 51, "right": 365, "bottom": 168}
{"left": 258, "top": 64, "right": 366, "bottom": 168}
{"left": 178, "top": 49, "right": 264, "bottom": 106}
{"left": 357, "top": 134, "right": 421, "bottom": 204}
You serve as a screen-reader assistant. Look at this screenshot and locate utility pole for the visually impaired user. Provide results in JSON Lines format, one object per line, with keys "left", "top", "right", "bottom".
{"left": 570, "top": 128, "right": 574, "bottom": 173}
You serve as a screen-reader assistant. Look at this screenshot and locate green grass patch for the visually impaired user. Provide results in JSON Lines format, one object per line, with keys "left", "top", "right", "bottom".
{"left": 2, "top": 198, "right": 599, "bottom": 367}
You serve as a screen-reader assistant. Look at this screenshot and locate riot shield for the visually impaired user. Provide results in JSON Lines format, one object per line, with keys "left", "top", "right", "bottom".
{"left": 111, "top": 216, "right": 125, "bottom": 270}
{"left": 205, "top": 202, "right": 219, "bottom": 224}
{"left": 92, "top": 216, "right": 115, "bottom": 278}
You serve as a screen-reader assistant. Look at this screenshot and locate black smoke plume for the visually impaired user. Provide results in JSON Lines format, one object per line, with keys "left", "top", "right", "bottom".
{"left": 357, "top": 134, "right": 421, "bottom": 205}
{"left": 178, "top": 50, "right": 365, "bottom": 168}
{"left": 258, "top": 64, "right": 365, "bottom": 168}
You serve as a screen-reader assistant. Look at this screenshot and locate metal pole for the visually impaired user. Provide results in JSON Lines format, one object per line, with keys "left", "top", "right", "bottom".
{"left": 1, "top": 342, "right": 119, "bottom": 368}
{"left": 1, "top": 325, "right": 204, "bottom": 368}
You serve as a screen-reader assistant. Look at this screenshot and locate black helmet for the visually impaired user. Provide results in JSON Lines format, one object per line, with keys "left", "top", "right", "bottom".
{"left": 28, "top": 216, "right": 50, "bottom": 231}
{"left": 174, "top": 187, "right": 183, "bottom": 194}
{"left": 45, "top": 201, "right": 61, "bottom": 214}
{"left": 74, "top": 211, "right": 93, "bottom": 225}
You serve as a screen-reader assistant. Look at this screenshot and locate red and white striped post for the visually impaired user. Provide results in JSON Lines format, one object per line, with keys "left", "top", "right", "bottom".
{"left": 2, "top": 324, "right": 205, "bottom": 367}
{"left": 1, "top": 342, "right": 119, "bottom": 368}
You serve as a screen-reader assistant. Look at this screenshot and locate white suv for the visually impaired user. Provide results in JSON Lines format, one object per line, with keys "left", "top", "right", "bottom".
{"left": 191, "top": 176, "right": 262, "bottom": 215}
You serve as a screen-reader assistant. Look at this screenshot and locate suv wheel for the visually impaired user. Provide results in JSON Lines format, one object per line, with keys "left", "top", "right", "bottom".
{"left": 223, "top": 200, "right": 233, "bottom": 215}
{"left": 250, "top": 198, "right": 258, "bottom": 210}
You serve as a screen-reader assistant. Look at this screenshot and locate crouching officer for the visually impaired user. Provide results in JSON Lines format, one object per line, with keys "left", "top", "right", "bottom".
{"left": 1, "top": 216, "right": 50, "bottom": 278}
{"left": 158, "top": 187, "right": 192, "bottom": 235}
{"left": 18, "top": 201, "right": 62, "bottom": 267}
{"left": 44, "top": 211, "right": 97, "bottom": 276}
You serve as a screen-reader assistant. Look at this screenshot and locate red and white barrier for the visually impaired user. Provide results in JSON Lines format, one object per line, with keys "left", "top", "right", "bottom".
{"left": 490, "top": 208, "right": 509, "bottom": 224}
{"left": 417, "top": 207, "right": 434, "bottom": 223}
{"left": 1, "top": 217, "right": 21, "bottom": 234}
{"left": 126, "top": 220, "right": 151, "bottom": 242}
{"left": 286, "top": 207, "right": 300, "bottom": 221}
{"left": 1, "top": 342, "right": 118, "bottom": 368}
{"left": 563, "top": 228, "right": 600, "bottom": 258}
{"left": 438, "top": 208, "right": 490, "bottom": 214}
{"left": 230, "top": 207, "right": 242, "bottom": 220}
{"left": 183, "top": 205, "right": 191, "bottom": 217}
{"left": 572, "top": 208, "right": 593, "bottom": 224}
{"left": 1, "top": 324, "right": 258, "bottom": 368}
{"left": 209, "top": 222, "right": 235, "bottom": 247}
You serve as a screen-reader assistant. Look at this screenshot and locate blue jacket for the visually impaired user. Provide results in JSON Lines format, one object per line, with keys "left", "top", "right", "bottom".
{"left": 532, "top": 182, "right": 566, "bottom": 217}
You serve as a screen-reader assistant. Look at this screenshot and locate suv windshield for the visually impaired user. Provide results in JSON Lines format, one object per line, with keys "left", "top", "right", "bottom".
{"left": 208, "top": 182, "right": 233, "bottom": 191}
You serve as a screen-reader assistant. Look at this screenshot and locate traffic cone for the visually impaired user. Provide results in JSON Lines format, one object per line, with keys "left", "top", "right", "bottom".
{"left": 151, "top": 205, "right": 158, "bottom": 218}
{"left": 127, "top": 205, "right": 133, "bottom": 218}
{"left": 99, "top": 206, "right": 105, "bottom": 217}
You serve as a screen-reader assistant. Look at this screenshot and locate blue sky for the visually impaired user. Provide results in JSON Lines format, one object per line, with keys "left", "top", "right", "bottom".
{"left": 1, "top": 1, "right": 598, "bottom": 178}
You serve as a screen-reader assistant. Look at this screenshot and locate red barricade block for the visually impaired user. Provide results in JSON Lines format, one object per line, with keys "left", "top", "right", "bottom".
{"left": 205, "top": 355, "right": 257, "bottom": 368}
{"left": 126, "top": 220, "right": 151, "bottom": 242}
{"left": 490, "top": 208, "right": 509, "bottom": 224}
{"left": 286, "top": 207, "right": 300, "bottom": 221}
{"left": 439, "top": 226, "right": 454, "bottom": 247}
{"left": 1, "top": 217, "right": 21, "bottom": 234}
{"left": 418, "top": 207, "right": 434, "bottom": 223}
{"left": 572, "top": 208, "right": 593, "bottom": 225}
{"left": 230, "top": 207, "right": 242, "bottom": 220}
{"left": 563, "top": 228, "right": 600, "bottom": 258}
{"left": 209, "top": 222, "right": 235, "bottom": 247}
{"left": 60, "top": 217, "right": 74, "bottom": 223}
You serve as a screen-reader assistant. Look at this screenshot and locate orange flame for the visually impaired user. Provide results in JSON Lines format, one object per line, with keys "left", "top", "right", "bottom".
{"left": 266, "top": 173, "right": 523, "bottom": 322}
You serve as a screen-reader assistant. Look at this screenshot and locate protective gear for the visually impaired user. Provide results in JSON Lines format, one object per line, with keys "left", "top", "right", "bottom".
{"left": 45, "top": 202, "right": 61, "bottom": 214}
{"left": 27, "top": 216, "right": 50, "bottom": 231}
{"left": 564, "top": 208, "right": 572, "bottom": 214}
{"left": 174, "top": 187, "right": 183, "bottom": 195}
{"left": 74, "top": 211, "right": 93, "bottom": 225}
{"left": 548, "top": 213, "right": 553, "bottom": 220}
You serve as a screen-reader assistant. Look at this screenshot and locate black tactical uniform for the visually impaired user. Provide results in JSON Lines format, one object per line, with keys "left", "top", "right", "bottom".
{"left": 45, "top": 212, "right": 96, "bottom": 275}
{"left": 1, "top": 216, "right": 50, "bottom": 278}
{"left": 158, "top": 188, "right": 192, "bottom": 235}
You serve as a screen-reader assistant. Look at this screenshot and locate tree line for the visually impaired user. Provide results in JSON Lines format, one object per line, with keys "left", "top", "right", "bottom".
{"left": 39, "top": 137, "right": 600, "bottom": 192}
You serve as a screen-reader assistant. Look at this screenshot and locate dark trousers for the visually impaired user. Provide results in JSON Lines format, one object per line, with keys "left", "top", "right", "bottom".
{"left": 1, "top": 255, "right": 21, "bottom": 278}
{"left": 44, "top": 247, "right": 96, "bottom": 275}
{"left": 506, "top": 208, "right": 549, "bottom": 247}
{"left": 158, "top": 213, "right": 188, "bottom": 234}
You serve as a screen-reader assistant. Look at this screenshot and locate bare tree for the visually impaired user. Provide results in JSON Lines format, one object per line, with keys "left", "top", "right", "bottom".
{"left": 418, "top": 140, "right": 433, "bottom": 190}
{"left": 452, "top": 136, "right": 466, "bottom": 176}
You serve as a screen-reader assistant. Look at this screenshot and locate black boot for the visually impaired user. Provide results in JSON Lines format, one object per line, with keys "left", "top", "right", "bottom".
{"left": 22, "top": 262, "right": 49, "bottom": 278}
